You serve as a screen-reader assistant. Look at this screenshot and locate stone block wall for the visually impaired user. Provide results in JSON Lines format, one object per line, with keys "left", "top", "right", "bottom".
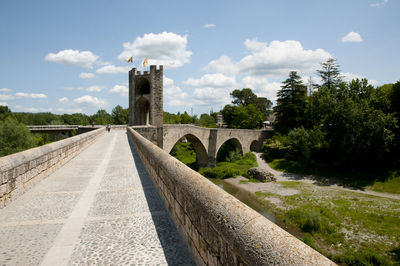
{"left": 128, "top": 127, "right": 335, "bottom": 265}
{"left": 0, "top": 127, "right": 105, "bottom": 208}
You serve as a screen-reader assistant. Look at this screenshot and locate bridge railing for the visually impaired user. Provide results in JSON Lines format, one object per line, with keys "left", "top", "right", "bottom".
{"left": 128, "top": 127, "right": 334, "bottom": 266}
{"left": 0, "top": 127, "right": 105, "bottom": 208}
{"left": 27, "top": 125, "right": 81, "bottom": 129}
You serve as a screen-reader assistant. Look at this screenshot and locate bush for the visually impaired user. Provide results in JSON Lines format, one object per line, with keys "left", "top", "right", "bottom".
{"left": 302, "top": 210, "right": 321, "bottom": 233}
{"left": 285, "top": 208, "right": 321, "bottom": 233}
{"left": 0, "top": 117, "right": 35, "bottom": 156}
{"left": 199, "top": 152, "right": 257, "bottom": 179}
{"left": 263, "top": 134, "right": 292, "bottom": 159}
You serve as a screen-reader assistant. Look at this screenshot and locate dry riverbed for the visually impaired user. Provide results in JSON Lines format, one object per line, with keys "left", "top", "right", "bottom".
{"left": 224, "top": 157, "right": 400, "bottom": 264}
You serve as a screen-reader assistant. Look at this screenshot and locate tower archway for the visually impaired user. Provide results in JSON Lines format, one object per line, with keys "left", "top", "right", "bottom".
{"left": 136, "top": 77, "right": 150, "bottom": 95}
{"left": 134, "top": 97, "right": 150, "bottom": 125}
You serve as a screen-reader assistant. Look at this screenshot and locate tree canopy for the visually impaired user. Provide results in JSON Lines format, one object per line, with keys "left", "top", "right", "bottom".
{"left": 222, "top": 88, "right": 272, "bottom": 129}
{"left": 274, "top": 71, "right": 307, "bottom": 133}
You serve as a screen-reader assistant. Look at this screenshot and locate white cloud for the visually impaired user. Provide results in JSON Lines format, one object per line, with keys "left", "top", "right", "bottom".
{"left": 73, "top": 95, "right": 108, "bottom": 107}
{"left": 58, "top": 97, "right": 69, "bottom": 103}
{"left": 96, "top": 65, "right": 130, "bottom": 74}
{"left": 342, "top": 72, "right": 379, "bottom": 86}
{"left": 118, "top": 32, "right": 192, "bottom": 68}
{"left": 0, "top": 94, "right": 14, "bottom": 100}
{"left": 238, "top": 39, "right": 331, "bottom": 78}
{"left": 0, "top": 88, "right": 12, "bottom": 92}
{"left": 203, "top": 23, "right": 216, "bottom": 28}
{"left": 15, "top": 92, "right": 47, "bottom": 99}
{"left": 13, "top": 105, "right": 52, "bottom": 113}
{"left": 86, "top": 86, "right": 104, "bottom": 92}
{"left": 342, "top": 32, "right": 363, "bottom": 43}
{"left": 184, "top": 74, "right": 238, "bottom": 107}
{"left": 45, "top": 49, "right": 99, "bottom": 68}
{"left": 164, "top": 76, "right": 188, "bottom": 107}
{"left": 184, "top": 73, "right": 236, "bottom": 88}
{"left": 63, "top": 85, "right": 104, "bottom": 92}
{"left": 109, "top": 85, "right": 128, "bottom": 96}
{"left": 0, "top": 102, "right": 7, "bottom": 106}
{"left": 186, "top": 39, "right": 332, "bottom": 109}
{"left": 203, "top": 56, "right": 238, "bottom": 75}
{"left": 370, "top": 0, "right": 388, "bottom": 7}
{"left": 56, "top": 108, "right": 83, "bottom": 113}
{"left": 79, "top": 72, "right": 96, "bottom": 79}
{"left": 241, "top": 76, "right": 281, "bottom": 102}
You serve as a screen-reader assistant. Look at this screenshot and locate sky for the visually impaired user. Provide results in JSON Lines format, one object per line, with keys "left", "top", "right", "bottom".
{"left": 0, "top": 0, "right": 399, "bottom": 115}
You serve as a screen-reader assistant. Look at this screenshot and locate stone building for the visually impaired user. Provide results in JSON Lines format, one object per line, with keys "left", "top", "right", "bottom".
{"left": 129, "top": 65, "right": 163, "bottom": 127}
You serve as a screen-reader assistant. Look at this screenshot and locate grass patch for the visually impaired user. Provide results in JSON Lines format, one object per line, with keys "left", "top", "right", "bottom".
{"left": 368, "top": 175, "right": 400, "bottom": 194}
{"left": 253, "top": 184, "right": 400, "bottom": 264}
{"left": 199, "top": 152, "right": 257, "bottom": 179}
{"left": 277, "top": 181, "right": 304, "bottom": 189}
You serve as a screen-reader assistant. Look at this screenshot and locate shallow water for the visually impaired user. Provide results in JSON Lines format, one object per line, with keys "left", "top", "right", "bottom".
{"left": 208, "top": 178, "right": 276, "bottom": 223}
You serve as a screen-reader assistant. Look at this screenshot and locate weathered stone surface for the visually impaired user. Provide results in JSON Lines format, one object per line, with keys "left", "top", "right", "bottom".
{"left": 128, "top": 127, "right": 335, "bottom": 266}
{"left": 0, "top": 127, "right": 104, "bottom": 208}
{"left": 247, "top": 167, "right": 276, "bottom": 182}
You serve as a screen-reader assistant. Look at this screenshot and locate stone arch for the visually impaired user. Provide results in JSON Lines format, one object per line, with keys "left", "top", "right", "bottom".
{"left": 216, "top": 138, "right": 243, "bottom": 162}
{"left": 135, "top": 97, "right": 150, "bottom": 125}
{"left": 136, "top": 77, "right": 150, "bottom": 95}
{"left": 250, "top": 140, "right": 260, "bottom": 152}
{"left": 169, "top": 134, "right": 208, "bottom": 167}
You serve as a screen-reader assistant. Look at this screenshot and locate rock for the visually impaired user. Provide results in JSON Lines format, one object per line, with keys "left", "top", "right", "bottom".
{"left": 247, "top": 167, "right": 276, "bottom": 182}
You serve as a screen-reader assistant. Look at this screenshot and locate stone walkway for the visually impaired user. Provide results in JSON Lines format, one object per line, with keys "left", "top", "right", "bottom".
{"left": 0, "top": 130, "right": 194, "bottom": 265}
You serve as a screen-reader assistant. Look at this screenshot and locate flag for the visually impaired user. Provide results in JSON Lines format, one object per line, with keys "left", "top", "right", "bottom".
{"left": 143, "top": 57, "right": 148, "bottom": 67}
{"left": 126, "top": 56, "right": 133, "bottom": 63}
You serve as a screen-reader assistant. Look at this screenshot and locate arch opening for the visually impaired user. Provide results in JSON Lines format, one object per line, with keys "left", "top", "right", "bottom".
{"left": 169, "top": 134, "right": 208, "bottom": 169}
{"left": 136, "top": 78, "right": 150, "bottom": 95}
{"left": 134, "top": 97, "right": 150, "bottom": 125}
{"left": 250, "top": 140, "right": 260, "bottom": 152}
{"left": 216, "top": 138, "right": 243, "bottom": 162}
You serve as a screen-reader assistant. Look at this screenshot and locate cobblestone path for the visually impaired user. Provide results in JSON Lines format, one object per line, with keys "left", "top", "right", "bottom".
{"left": 0, "top": 130, "right": 195, "bottom": 265}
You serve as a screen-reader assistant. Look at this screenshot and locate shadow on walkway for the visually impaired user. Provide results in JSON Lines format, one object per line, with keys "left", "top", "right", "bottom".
{"left": 126, "top": 133, "right": 195, "bottom": 265}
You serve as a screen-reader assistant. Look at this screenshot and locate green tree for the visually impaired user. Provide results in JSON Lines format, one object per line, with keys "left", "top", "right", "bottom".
{"left": 163, "top": 112, "right": 181, "bottom": 124}
{"left": 61, "top": 113, "right": 90, "bottom": 125}
{"left": 222, "top": 88, "right": 270, "bottom": 129}
{"left": 0, "top": 105, "right": 12, "bottom": 121}
{"left": 0, "top": 117, "right": 35, "bottom": 156}
{"left": 91, "top": 109, "right": 111, "bottom": 125}
{"left": 230, "top": 88, "right": 272, "bottom": 119}
{"left": 180, "top": 112, "right": 192, "bottom": 124}
{"left": 311, "top": 79, "right": 397, "bottom": 165}
{"left": 230, "top": 88, "right": 258, "bottom": 106}
{"left": 317, "top": 58, "right": 342, "bottom": 90}
{"left": 221, "top": 104, "right": 263, "bottom": 129}
{"left": 274, "top": 71, "right": 307, "bottom": 133}
{"left": 198, "top": 113, "right": 216, "bottom": 128}
{"left": 111, "top": 105, "right": 129, "bottom": 124}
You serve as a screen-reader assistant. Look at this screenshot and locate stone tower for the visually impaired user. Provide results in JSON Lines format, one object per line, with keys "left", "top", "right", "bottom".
{"left": 129, "top": 65, "right": 163, "bottom": 127}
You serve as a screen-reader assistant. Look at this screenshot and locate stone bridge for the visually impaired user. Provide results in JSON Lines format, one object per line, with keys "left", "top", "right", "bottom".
{"left": 131, "top": 124, "right": 273, "bottom": 167}
{"left": 27, "top": 125, "right": 103, "bottom": 138}
{"left": 0, "top": 127, "right": 334, "bottom": 265}
{"left": 162, "top": 124, "right": 273, "bottom": 167}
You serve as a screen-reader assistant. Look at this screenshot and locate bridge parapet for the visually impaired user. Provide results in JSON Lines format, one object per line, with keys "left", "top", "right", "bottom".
{"left": 162, "top": 124, "right": 273, "bottom": 167}
{"left": 128, "top": 127, "right": 335, "bottom": 265}
{"left": 0, "top": 127, "right": 105, "bottom": 208}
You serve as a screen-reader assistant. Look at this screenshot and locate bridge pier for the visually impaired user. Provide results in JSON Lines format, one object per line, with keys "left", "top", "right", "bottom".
{"left": 207, "top": 129, "right": 218, "bottom": 168}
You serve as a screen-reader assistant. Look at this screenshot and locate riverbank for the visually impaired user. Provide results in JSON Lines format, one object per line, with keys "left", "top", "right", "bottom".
{"left": 222, "top": 160, "right": 400, "bottom": 265}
